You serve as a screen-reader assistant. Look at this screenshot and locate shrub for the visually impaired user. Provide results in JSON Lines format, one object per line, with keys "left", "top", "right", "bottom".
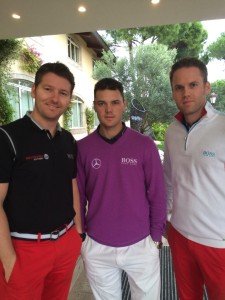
{"left": 63, "top": 104, "right": 73, "bottom": 131}
{"left": 85, "top": 107, "right": 95, "bottom": 134}
{"left": 151, "top": 122, "right": 168, "bottom": 141}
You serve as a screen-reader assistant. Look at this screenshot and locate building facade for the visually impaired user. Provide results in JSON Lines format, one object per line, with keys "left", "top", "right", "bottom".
{"left": 9, "top": 32, "right": 108, "bottom": 139}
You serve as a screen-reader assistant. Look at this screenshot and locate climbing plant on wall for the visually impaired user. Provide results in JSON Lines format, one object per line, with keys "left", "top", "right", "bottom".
{"left": 0, "top": 39, "right": 22, "bottom": 124}
{"left": 20, "top": 47, "right": 42, "bottom": 74}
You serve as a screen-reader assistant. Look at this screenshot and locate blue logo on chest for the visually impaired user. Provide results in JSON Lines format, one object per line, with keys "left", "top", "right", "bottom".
{"left": 202, "top": 150, "right": 216, "bottom": 158}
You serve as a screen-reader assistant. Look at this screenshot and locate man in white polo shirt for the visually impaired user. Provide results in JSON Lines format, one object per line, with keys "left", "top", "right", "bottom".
{"left": 164, "top": 57, "right": 225, "bottom": 299}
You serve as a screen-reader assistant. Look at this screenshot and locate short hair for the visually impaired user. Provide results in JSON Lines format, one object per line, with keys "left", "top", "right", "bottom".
{"left": 94, "top": 78, "right": 124, "bottom": 99}
{"left": 170, "top": 57, "right": 208, "bottom": 84}
{"left": 34, "top": 62, "right": 75, "bottom": 94}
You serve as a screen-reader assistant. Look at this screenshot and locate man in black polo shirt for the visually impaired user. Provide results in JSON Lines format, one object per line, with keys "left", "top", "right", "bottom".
{"left": 0, "top": 62, "right": 82, "bottom": 299}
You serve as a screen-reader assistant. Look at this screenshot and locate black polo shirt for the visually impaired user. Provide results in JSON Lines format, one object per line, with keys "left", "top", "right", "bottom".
{"left": 0, "top": 115, "right": 77, "bottom": 233}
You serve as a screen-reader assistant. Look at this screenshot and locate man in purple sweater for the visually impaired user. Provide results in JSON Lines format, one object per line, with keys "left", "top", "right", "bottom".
{"left": 77, "top": 78, "right": 166, "bottom": 300}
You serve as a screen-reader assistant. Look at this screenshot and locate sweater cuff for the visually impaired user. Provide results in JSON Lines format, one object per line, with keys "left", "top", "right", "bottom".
{"left": 151, "top": 230, "right": 162, "bottom": 242}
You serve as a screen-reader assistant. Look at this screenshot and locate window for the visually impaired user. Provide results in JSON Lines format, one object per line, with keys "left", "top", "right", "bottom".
{"left": 68, "top": 36, "right": 80, "bottom": 63}
{"left": 69, "top": 98, "right": 83, "bottom": 128}
{"left": 8, "top": 79, "right": 34, "bottom": 120}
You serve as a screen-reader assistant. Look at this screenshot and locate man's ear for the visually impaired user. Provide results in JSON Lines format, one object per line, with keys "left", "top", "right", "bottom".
{"left": 205, "top": 81, "right": 211, "bottom": 96}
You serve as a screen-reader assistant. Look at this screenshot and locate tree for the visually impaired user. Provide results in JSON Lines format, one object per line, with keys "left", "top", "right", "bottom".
{"left": 106, "top": 22, "right": 208, "bottom": 62}
{"left": 0, "top": 39, "right": 22, "bottom": 125}
{"left": 209, "top": 80, "right": 225, "bottom": 112}
{"left": 99, "top": 23, "right": 207, "bottom": 133}
{"left": 93, "top": 44, "right": 177, "bottom": 133}
{"left": 161, "top": 22, "right": 208, "bottom": 62}
{"left": 207, "top": 33, "right": 225, "bottom": 61}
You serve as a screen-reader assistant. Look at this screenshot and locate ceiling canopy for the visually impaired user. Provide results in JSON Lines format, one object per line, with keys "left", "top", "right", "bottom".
{"left": 1, "top": 0, "right": 225, "bottom": 40}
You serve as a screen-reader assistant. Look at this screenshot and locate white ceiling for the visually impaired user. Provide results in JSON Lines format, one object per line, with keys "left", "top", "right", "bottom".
{"left": 1, "top": 0, "right": 225, "bottom": 40}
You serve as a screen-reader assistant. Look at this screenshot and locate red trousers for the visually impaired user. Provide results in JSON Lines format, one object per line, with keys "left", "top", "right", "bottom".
{"left": 168, "top": 225, "right": 225, "bottom": 300}
{"left": 0, "top": 227, "right": 81, "bottom": 300}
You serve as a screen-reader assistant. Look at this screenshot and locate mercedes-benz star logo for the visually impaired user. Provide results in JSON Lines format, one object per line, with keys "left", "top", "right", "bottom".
{"left": 91, "top": 158, "right": 101, "bottom": 169}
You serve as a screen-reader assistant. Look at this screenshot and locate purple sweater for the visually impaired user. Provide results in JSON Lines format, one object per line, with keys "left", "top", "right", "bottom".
{"left": 77, "top": 128, "right": 166, "bottom": 247}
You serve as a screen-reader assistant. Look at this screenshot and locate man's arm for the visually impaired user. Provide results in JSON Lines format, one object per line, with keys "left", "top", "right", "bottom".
{"left": 0, "top": 183, "right": 16, "bottom": 282}
{"left": 163, "top": 135, "right": 173, "bottom": 237}
{"left": 76, "top": 145, "right": 88, "bottom": 234}
{"left": 72, "top": 178, "right": 82, "bottom": 234}
{"left": 163, "top": 136, "right": 173, "bottom": 222}
{"left": 144, "top": 139, "right": 167, "bottom": 242}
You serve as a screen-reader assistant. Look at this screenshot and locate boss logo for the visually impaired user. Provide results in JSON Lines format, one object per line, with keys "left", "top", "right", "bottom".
{"left": 121, "top": 157, "right": 138, "bottom": 166}
{"left": 202, "top": 150, "right": 215, "bottom": 158}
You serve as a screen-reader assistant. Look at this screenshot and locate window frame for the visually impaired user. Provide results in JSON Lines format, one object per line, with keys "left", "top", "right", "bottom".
{"left": 69, "top": 98, "right": 84, "bottom": 128}
{"left": 8, "top": 79, "right": 34, "bottom": 120}
{"left": 67, "top": 36, "right": 80, "bottom": 63}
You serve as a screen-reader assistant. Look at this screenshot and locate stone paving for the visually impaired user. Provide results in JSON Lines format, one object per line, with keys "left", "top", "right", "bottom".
{"left": 68, "top": 237, "right": 209, "bottom": 300}
{"left": 68, "top": 257, "right": 94, "bottom": 300}
{"left": 68, "top": 238, "right": 170, "bottom": 300}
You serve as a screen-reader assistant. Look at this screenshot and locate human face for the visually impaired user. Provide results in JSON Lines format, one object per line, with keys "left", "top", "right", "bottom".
{"left": 171, "top": 67, "right": 210, "bottom": 124}
{"left": 94, "top": 89, "right": 126, "bottom": 136}
{"left": 31, "top": 72, "right": 72, "bottom": 126}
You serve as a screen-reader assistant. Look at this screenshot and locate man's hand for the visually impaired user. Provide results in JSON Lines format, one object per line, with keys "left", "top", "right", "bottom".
{"left": 0, "top": 183, "right": 17, "bottom": 283}
{"left": 79, "top": 233, "right": 86, "bottom": 242}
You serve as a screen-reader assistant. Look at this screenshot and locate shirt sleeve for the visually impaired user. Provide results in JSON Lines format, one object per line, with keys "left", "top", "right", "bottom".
{"left": 0, "top": 129, "right": 16, "bottom": 183}
{"left": 76, "top": 143, "right": 88, "bottom": 232}
{"left": 72, "top": 137, "right": 78, "bottom": 178}
{"left": 143, "top": 137, "right": 166, "bottom": 241}
{"left": 163, "top": 133, "right": 173, "bottom": 221}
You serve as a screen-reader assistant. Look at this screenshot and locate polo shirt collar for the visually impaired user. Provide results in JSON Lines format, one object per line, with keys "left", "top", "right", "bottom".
{"left": 174, "top": 104, "right": 207, "bottom": 124}
{"left": 97, "top": 122, "right": 127, "bottom": 144}
{"left": 26, "top": 111, "right": 62, "bottom": 133}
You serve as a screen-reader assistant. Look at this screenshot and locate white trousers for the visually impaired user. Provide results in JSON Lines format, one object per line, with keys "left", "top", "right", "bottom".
{"left": 81, "top": 235, "right": 160, "bottom": 300}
